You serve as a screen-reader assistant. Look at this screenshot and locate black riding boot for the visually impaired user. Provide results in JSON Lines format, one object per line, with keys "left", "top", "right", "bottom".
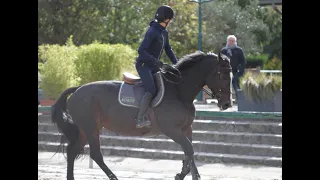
{"left": 135, "top": 92, "right": 153, "bottom": 128}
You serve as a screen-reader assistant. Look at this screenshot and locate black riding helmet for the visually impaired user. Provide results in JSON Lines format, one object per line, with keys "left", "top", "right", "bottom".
{"left": 155, "top": 5, "right": 175, "bottom": 23}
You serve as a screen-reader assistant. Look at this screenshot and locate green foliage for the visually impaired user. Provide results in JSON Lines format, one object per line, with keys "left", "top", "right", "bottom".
{"left": 263, "top": 56, "right": 282, "bottom": 70}
{"left": 258, "top": 6, "right": 282, "bottom": 59}
{"left": 240, "top": 72, "right": 282, "bottom": 102}
{"left": 202, "top": 0, "right": 270, "bottom": 54}
{"left": 38, "top": 36, "right": 137, "bottom": 100}
{"left": 75, "top": 43, "right": 136, "bottom": 85}
{"left": 38, "top": 71, "right": 42, "bottom": 88}
{"left": 38, "top": 39, "right": 79, "bottom": 100}
{"left": 38, "top": 0, "right": 113, "bottom": 45}
{"left": 246, "top": 53, "right": 269, "bottom": 62}
{"left": 38, "top": 0, "right": 282, "bottom": 95}
{"left": 38, "top": 0, "right": 175, "bottom": 47}
{"left": 246, "top": 53, "right": 269, "bottom": 68}
{"left": 162, "top": 1, "right": 198, "bottom": 61}
{"left": 38, "top": 0, "right": 281, "bottom": 60}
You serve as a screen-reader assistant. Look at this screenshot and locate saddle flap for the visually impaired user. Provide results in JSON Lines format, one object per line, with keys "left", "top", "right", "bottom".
{"left": 123, "top": 72, "right": 141, "bottom": 84}
{"left": 118, "top": 72, "right": 165, "bottom": 108}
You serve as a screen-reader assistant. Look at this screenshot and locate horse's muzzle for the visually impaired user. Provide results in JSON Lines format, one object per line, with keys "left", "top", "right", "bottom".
{"left": 220, "top": 102, "right": 232, "bottom": 110}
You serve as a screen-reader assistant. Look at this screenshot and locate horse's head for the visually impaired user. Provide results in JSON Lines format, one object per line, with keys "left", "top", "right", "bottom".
{"left": 204, "top": 52, "right": 233, "bottom": 110}
{"left": 173, "top": 51, "right": 232, "bottom": 110}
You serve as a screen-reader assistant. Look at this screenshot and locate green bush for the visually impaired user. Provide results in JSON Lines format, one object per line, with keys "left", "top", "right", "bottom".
{"left": 38, "top": 41, "right": 79, "bottom": 100}
{"left": 245, "top": 53, "right": 269, "bottom": 68}
{"left": 75, "top": 42, "right": 137, "bottom": 85}
{"left": 263, "top": 56, "right": 282, "bottom": 70}
{"left": 240, "top": 72, "right": 282, "bottom": 102}
{"left": 38, "top": 37, "right": 137, "bottom": 100}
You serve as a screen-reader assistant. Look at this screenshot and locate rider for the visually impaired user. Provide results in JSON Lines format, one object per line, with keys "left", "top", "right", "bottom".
{"left": 135, "top": 5, "right": 178, "bottom": 128}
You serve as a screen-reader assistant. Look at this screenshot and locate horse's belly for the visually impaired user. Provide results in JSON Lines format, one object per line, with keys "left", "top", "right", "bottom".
{"left": 102, "top": 104, "right": 161, "bottom": 137}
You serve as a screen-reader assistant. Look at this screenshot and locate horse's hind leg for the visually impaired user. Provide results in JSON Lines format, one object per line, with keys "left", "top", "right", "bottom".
{"left": 70, "top": 97, "right": 117, "bottom": 180}
{"left": 175, "top": 126, "right": 194, "bottom": 180}
{"left": 66, "top": 130, "right": 87, "bottom": 180}
{"left": 86, "top": 132, "right": 118, "bottom": 180}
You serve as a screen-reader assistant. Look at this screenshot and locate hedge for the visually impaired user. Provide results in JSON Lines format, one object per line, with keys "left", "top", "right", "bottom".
{"left": 38, "top": 41, "right": 78, "bottom": 100}
{"left": 263, "top": 56, "right": 282, "bottom": 70}
{"left": 75, "top": 42, "right": 136, "bottom": 85}
{"left": 245, "top": 53, "right": 269, "bottom": 68}
{"left": 38, "top": 38, "right": 137, "bottom": 100}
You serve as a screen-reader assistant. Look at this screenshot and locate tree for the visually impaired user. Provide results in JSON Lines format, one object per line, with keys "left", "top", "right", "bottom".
{"left": 38, "top": 0, "right": 113, "bottom": 45}
{"left": 201, "top": 0, "right": 270, "bottom": 54}
{"left": 258, "top": 6, "right": 282, "bottom": 59}
{"left": 38, "top": 0, "right": 279, "bottom": 59}
{"left": 38, "top": 0, "right": 199, "bottom": 60}
{"left": 159, "top": 0, "right": 199, "bottom": 61}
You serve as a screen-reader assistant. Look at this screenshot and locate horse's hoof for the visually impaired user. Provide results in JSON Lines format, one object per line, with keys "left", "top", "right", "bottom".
{"left": 192, "top": 175, "right": 201, "bottom": 180}
{"left": 175, "top": 174, "right": 182, "bottom": 180}
{"left": 109, "top": 174, "right": 118, "bottom": 180}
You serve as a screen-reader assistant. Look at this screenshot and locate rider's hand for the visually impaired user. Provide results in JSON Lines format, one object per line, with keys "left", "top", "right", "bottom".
{"left": 154, "top": 65, "right": 161, "bottom": 72}
{"left": 155, "top": 61, "right": 164, "bottom": 68}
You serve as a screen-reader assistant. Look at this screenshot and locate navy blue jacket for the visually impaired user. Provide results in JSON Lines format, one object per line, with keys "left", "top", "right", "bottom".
{"left": 221, "top": 46, "right": 246, "bottom": 76}
{"left": 136, "top": 21, "right": 178, "bottom": 68}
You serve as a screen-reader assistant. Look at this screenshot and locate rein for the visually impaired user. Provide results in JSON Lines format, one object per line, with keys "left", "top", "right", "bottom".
{"left": 159, "top": 63, "right": 232, "bottom": 100}
{"left": 160, "top": 64, "right": 183, "bottom": 84}
{"left": 159, "top": 63, "right": 227, "bottom": 99}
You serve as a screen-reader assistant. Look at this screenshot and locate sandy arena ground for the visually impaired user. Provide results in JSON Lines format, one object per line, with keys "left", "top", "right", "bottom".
{"left": 38, "top": 152, "right": 281, "bottom": 180}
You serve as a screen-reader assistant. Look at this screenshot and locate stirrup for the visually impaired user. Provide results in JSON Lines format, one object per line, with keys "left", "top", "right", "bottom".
{"left": 136, "top": 118, "right": 151, "bottom": 128}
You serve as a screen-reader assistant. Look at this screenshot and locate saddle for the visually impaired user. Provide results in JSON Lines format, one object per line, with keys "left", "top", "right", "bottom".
{"left": 122, "top": 72, "right": 141, "bottom": 85}
{"left": 118, "top": 72, "right": 165, "bottom": 108}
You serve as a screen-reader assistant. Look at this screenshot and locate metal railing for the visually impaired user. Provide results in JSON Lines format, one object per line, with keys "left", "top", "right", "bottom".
{"left": 260, "top": 70, "right": 282, "bottom": 75}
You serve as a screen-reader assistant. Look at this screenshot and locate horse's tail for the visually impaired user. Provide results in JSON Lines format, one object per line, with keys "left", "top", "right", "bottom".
{"left": 51, "top": 86, "right": 82, "bottom": 159}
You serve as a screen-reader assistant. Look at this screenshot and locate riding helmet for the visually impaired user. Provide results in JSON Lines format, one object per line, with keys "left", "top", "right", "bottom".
{"left": 155, "top": 5, "right": 175, "bottom": 22}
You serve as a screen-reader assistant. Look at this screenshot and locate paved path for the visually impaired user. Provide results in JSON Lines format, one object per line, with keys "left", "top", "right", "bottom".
{"left": 39, "top": 152, "right": 281, "bottom": 180}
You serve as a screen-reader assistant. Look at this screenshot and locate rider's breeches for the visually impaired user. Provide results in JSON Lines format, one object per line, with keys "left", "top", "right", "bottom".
{"left": 136, "top": 63, "right": 157, "bottom": 97}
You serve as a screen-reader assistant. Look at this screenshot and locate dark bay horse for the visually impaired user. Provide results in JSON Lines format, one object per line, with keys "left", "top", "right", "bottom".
{"left": 51, "top": 51, "right": 232, "bottom": 180}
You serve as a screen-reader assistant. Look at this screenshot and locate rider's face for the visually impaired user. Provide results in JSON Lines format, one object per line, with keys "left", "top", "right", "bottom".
{"left": 165, "top": 19, "right": 172, "bottom": 26}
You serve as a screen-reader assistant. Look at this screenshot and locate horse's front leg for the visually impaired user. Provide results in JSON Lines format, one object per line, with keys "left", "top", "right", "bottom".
{"left": 175, "top": 125, "right": 195, "bottom": 180}
{"left": 175, "top": 158, "right": 191, "bottom": 180}
{"left": 163, "top": 127, "right": 200, "bottom": 180}
{"left": 185, "top": 126, "right": 201, "bottom": 180}
{"left": 189, "top": 154, "right": 201, "bottom": 180}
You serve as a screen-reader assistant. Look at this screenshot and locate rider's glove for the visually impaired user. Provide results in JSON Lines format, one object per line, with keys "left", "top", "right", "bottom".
{"left": 155, "top": 61, "right": 164, "bottom": 68}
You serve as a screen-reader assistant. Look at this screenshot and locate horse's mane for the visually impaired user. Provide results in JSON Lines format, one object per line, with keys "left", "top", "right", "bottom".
{"left": 175, "top": 51, "right": 219, "bottom": 71}
{"left": 175, "top": 51, "right": 206, "bottom": 71}
{"left": 206, "top": 52, "right": 229, "bottom": 62}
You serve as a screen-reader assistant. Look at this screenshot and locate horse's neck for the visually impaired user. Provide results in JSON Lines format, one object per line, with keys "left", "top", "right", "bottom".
{"left": 174, "top": 68, "right": 206, "bottom": 104}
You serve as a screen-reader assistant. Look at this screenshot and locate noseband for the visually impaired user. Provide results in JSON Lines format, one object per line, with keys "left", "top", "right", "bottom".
{"left": 202, "top": 65, "right": 232, "bottom": 100}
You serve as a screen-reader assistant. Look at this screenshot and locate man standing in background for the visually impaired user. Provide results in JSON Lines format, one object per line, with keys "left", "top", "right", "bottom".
{"left": 221, "top": 35, "right": 246, "bottom": 92}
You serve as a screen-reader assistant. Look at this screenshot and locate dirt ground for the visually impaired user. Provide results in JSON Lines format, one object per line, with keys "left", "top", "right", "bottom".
{"left": 38, "top": 152, "right": 281, "bottom": 180}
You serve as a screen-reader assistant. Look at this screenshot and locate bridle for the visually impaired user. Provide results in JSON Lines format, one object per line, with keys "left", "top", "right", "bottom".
{"left": 202, "top": 65, "right": 233, "bottom": 100}
{"left": 159, "top": 63, "right": 232, "bottom": 100}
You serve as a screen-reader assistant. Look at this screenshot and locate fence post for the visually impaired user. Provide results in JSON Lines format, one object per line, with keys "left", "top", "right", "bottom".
{"left": 89, "top": 157, "right": 93, "bottom": 169}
